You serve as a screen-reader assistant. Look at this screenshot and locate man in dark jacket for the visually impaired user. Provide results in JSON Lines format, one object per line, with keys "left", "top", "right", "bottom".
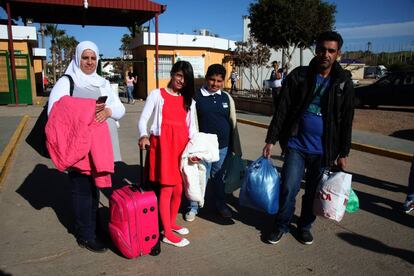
{"left": 262, "top": 31, "right": 354, "bottom": 245}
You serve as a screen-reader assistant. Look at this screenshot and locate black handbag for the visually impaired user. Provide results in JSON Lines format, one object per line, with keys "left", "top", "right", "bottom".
{"left": 25, "top": 74, "right": 74, "bottom": 158}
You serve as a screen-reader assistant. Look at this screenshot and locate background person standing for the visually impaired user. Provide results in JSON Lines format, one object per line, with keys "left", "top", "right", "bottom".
{"left": 229, "top": 67, "right": 239, "bottom": 93}
{"left": 125, "top": 71, "right": 137, "bottom": 104}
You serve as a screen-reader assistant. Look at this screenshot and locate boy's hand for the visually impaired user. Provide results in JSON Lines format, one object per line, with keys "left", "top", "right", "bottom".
{"left": 189, "top": 156, "right": 201, "bottom": 163}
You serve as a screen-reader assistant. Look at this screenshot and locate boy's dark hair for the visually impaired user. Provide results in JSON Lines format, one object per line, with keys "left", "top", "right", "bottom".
{"left": 316, "top": 31, "right": 343, "bottom": 50}
{"left": 169, "top": 60, "right": 195, "bottom": 111}
{"left": 206, "top": 64, "right": 226, "bottom": 79}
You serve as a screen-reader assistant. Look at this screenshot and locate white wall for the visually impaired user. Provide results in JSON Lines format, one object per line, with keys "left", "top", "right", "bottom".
{"left": 131, "top": 32, "right": 236, "bottom": 51}
{"left": 32, "top": 48, "right": 46, "bottom": 57}
{"left": 0, "top": 25, "right": 37, "bottom": 40}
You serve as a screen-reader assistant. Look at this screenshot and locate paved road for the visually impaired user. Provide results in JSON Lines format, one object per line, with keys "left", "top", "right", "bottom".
{"left": 0, "top": 102, "right": 413, "bottom": 275}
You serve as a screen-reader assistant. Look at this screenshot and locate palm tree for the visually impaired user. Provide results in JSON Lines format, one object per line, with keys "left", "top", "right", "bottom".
{"left": 120, "top": 33, "right": 133, "bottom": 57}
{"left": 120, "top": 25, "right": 145, "bottom": 57}
{"left": 44, "top": 24, "right": 65, "bottom": 83}
{"left": 57, "top": 35, "right": 78, "bottom": 73}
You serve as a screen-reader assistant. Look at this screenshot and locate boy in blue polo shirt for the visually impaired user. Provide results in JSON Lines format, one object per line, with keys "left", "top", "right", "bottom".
{"left": 185, "top": 64, "right": 242, "bottom": 221}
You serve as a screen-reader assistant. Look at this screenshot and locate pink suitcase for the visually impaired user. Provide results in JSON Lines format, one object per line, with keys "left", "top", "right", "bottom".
{"left": 109, "top": 149, "right": 160, "bottom": 259}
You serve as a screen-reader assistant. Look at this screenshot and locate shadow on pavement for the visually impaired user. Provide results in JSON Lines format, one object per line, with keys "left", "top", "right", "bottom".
{"left": 15, "top": 162, "right": 146, "bottom": 252}
{"left": 227, "top": 193, "right": 276, "bottom": 242}
{"left": 352, "top": 172, "right": 408, "bottom": 193}
{"left": 0, "top": 270, "right": 13, "bottom": 276}
{"left": 337, "top": 232, "right": 414, "bottom": 265}
{"left": 353, "top": 189, "right": 414, "bottom": 228}
{"left": 390, "top": 129, "right": 414, "bottom": 141}
{"left": 191, "top": 160, "right": 283, "bottom": 240}
{"left": 16, "top": 164, "right": 75, "bottom": 236}
{"left": 100, "top": 162, "right": 141, "bottom": 200}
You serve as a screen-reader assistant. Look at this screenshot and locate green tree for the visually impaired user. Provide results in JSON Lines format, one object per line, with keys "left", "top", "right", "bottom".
{"left": 44, "top": 24, "right": 65, "bottom": 83}
{"left": 249, "top": 0, "right": 336, "bottom": 70}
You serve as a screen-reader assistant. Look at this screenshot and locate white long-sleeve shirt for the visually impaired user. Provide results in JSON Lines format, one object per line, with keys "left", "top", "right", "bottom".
{"left": 138, "top": 88, "right": 198, "bottom": 139}
{"left": 47, "top": 76, "right": 125, "bottom": 120}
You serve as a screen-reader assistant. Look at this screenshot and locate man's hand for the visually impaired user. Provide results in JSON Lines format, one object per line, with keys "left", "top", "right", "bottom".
{"left": 95, "top": 107, "right": 112, "bottom": 123}
{"left": 336, "top": 157, "right": 348, "bottom": 170}
{"left": 262, "top": 143, "right": 273, "bottom": 158}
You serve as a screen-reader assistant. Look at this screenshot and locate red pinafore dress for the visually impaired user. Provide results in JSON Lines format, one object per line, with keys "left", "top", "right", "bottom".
{"left": 148, "top": 88, "right": 189, "bottom": 186}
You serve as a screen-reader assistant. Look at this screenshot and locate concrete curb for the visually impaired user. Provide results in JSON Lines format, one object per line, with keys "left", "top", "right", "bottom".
{"left": 237, "top": 118, "right": 413, "bottom": 162}
{"left": 0, "top": 115, "right": 29, "bottom": 188}
{"left": 351, "top": 142, "right": 412, "bottom": 162}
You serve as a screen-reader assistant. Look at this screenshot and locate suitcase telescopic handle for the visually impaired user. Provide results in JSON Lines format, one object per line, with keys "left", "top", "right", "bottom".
{"left": 123, "top": 178, "right": 142, "bottom": 192}
{"left": 140, "top": 147, "right": 144, "bottom": 186}
{"left": 138, "top": 145, "right": 149, "bottom": 191}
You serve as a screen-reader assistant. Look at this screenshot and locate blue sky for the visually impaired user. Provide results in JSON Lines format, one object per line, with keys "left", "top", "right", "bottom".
{"left": 1, "top": 0, "right": 414, "bottom": 57}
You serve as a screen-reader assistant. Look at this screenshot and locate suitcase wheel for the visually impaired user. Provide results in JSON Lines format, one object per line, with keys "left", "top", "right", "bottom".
{"left": 150, "top": 240, "right": 161, "bottom": 256}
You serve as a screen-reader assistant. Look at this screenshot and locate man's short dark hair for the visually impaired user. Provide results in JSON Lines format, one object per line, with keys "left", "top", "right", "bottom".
{"left": 316, "top": 31, "right": 343, "bottom": 50}
{"left": 206, "top": 64, "right": 226, "bottom": 79}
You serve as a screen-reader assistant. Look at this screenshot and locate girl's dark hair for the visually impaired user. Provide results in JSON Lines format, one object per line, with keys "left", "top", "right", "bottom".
{"left": 128, "top": 71, "right": 133, "bottom": 78}
{"left": 168, "top": 60, "right": 195, "bottom": 111}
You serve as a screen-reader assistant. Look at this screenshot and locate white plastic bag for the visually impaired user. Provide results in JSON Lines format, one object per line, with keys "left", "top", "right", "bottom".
{"left": 313, "top": 170, "right": 352, "bottom": 222}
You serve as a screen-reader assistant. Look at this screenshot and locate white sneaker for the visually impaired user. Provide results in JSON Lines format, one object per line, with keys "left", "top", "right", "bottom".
{"left": 173, "top": 227, "right": 189, "bottom": 235}
{"left": 162, "top": 237, "right": 190, "bottom": 247}
{"left": 185, "top": 211, "right": 196, "bottom": 222}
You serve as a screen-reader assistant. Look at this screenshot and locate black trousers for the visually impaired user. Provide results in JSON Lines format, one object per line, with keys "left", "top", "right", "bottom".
{"left": 68, "top": 171, "right": 99, "bottom": 241}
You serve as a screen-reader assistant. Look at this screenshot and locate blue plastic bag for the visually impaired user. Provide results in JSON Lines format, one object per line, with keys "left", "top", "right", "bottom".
{"left": 239, "top": 157, "right": 280, "bottom": 214}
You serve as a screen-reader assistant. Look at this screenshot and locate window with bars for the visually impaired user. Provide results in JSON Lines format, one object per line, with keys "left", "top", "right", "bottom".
{"left": 154, "top": 55, "right": 173, "bottom": 79}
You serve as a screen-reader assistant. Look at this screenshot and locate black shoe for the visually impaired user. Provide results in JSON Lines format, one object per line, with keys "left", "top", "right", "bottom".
{"left": 298, "top": 230, "right": 313, "bottom": 245}
{"left": 77, "top": 239, "right": 108, "bottom": 253}
{"left": 217, "top": 205, "right": 232, "bottom": 218}
{"left": 268, "top": 230, "right": 284, "bottom": 244}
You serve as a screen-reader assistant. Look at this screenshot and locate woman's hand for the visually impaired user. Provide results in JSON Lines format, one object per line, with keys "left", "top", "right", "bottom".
{"left": 138, "top": 136, "right": 150, "bottom": 150}
{"left": 96, "top": 103, "right": 105, "bottom": 113}
{"left": 95, "top": 106, "right": 112, "bottom": 123}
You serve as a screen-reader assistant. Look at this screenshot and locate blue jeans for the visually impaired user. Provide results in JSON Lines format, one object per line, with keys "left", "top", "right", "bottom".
{"left": 274, "top": 148, "right": 324, "bottom": 233}
{"left": 189, "top": 147, "right": 228, "bottom": 213}
{"left": 69, "top": 171, "right": 99, "bottom": 241}
{"left": 406, "top": 158, "right": 414, "bottom": 202}
{"left": 127, "top": 86, "right": 134, "bottom": 102}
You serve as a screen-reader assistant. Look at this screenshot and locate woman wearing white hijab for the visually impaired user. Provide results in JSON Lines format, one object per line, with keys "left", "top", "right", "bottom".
{"left": 48, "top": 41, "right": 125, "bottom": 253}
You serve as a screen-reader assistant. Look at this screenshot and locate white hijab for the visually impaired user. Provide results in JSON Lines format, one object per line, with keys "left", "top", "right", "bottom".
{"left": 64, "top": 41, "right": 107, "bottom": 88}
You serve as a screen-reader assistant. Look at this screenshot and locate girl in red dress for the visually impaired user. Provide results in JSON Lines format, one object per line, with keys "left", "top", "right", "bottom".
{"left": 138, "top": 61, "right": 197, "bottom": 247}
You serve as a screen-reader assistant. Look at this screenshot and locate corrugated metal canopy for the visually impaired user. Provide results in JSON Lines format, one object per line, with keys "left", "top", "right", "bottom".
{"left": 2, "top": 0, "right": 167, "bottom": 27}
